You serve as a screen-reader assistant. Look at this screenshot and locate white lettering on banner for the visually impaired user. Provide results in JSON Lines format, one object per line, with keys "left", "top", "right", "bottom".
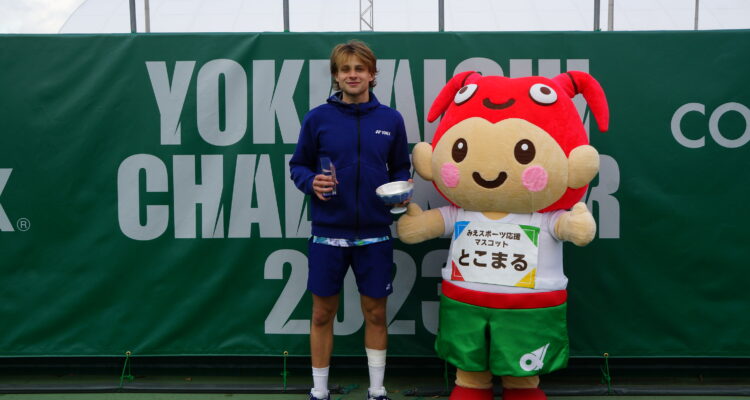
{"left": 146, "top": 58, "right": 598, "bottom": 145}
{"left": 454, "top": 57, "right": 504, "bottom": 77}
{"left": 252, "top": 59, "right": 304, "bottom": 144}
{"left": 146, "top": 61, "right": 195, "bottom": 145}
{"left": 264, "top": 249, "right": 310, "bottom": 334}
{"left": 709, "top": 103, "right": 750, "bottom": 148}
{"left": 174, "top": 155, "right": 225, "bottom": 238}
{"left": 585, "top": 155, "right": 620, "bottom": 239}
{"left": 421, "top": 249, "right": 448, "bottom": 335}
{"left": 0, "top": 169, "right": 13, "bottom": 232}
{"left": 423, "top": 59, "right": 446, "bottom": 143}
{"left": 373, "top": 59, "right": 421, "bottom": 143}
{"left": 263, "top": 248, "right": 424, "bottom": 335}
{"left": 284, "top": 154, "right": 311, "bottom": 238}
{"left": 394, "top": 61, "right": 420, "bottom": 144}
{"left": 116, "top": 154, "right": 281, "bottom": 239}
{"left": 227, "top": 154, "right": 282, "bottom": 238}
{"left": 672, "top": 103, "right": 706, "bottom": 148}
{"left": 334, "top": 270, "right": 365, "bottom": 335}
{"left": 672, "top": 102, "right": 750, "bottom": 149}
{"left": 509, "top": 59, "right": 532, "bottom": 77}
{"left": 196, "top": 59, "right": 248, "bottom": 146}
{"left": 373, "top": 59, "right": 395, "bottom": 115}
{"left": 128, "top": 57, "right": 619, "bottom": 242}
{"left": 309, "top": 59, "right": 332, "bottom": 109}
{"left": 388, "top": 250, "right": 417, "bottom": 334}
{"left": 114, "top": 57, "right": 626, "bottom": 346}
{"left": 566, "top": 60, "right": 592, "bottom": 136}
{"left": 538, "top": 59, "right": 561, "bottom": 78}
{"left": 373, "top": 60, "right": 421, "bottom": 143}
{"left": 118, "top": 155, "right": 169, "bottom": 240}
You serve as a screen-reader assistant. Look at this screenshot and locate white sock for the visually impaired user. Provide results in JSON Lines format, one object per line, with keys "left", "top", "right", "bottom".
{"left": 366, "top": 348, "right": 387, "bottom": 395}
{"left": 311, "top": 366, "right": 329, "bottom": 398}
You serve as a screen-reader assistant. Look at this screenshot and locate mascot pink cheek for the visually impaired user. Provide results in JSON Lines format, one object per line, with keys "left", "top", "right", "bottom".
{"left": 522, "top": 166, "right": 548, "bottom": 192}
{"left": 441, "top": 163, "right": 460, "bottom": 188}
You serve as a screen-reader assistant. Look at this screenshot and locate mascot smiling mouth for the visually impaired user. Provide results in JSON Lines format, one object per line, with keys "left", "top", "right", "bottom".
{"left": 483, "top": 97, "right": 515, "bottom": 110}
{"left": 472, "top": 171, "right": 508, "bottom": 188}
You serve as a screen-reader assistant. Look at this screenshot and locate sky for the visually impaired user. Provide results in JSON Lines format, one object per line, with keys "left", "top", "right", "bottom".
{"left": 1, "top": 0, "right": 749, "bottom": 34}
{"left": 0, "top": 0, "right": 83, "bottom": 33}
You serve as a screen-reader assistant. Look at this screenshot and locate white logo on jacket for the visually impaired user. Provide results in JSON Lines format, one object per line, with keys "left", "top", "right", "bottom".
{"left": 374, "top": 129, "right": 391, "bottom": 136}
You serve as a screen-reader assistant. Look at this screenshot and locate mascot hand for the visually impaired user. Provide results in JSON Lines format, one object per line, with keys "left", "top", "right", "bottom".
{"left": 555, "top": 202, "right": 596, "bottom": 246}
{"left": 397, "top": 203, "right": 445, "bottom": 244}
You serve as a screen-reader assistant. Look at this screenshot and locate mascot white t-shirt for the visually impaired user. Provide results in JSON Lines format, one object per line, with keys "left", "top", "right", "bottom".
{"left": 439, "top": 206, "right": 567, "bottom": 294}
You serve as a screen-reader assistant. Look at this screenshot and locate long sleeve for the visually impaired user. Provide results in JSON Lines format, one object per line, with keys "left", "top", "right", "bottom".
{"left": 289, "top": 113, "right": 318, "bottom": 195}
{"left": 388, "top": 113, "right": 412, "bottom": 182}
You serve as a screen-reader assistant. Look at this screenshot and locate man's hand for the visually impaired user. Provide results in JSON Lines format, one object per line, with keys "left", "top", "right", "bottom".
{"left": 312, "top": 174, "right": 338, "bottom": 201}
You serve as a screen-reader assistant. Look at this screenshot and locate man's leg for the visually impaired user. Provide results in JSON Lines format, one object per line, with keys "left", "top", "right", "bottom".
{"left": 310, "top": 294, "right": 340, "bottom": 399}
{"left": 361, "top": 294, "right": 388, "bottom": 398}
{"left": 361, "top": 294, "right": 387, "bottom": 349}
{"left": 352, "top": 240, "right": 393, "bottom": 399}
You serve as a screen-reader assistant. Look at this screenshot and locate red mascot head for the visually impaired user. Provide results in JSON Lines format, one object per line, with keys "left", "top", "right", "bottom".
{"left": 412, "top": 70, "right": 609, "bottom": 213}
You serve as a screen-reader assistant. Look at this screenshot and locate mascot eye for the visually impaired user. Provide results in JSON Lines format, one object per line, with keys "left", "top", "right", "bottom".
{"left": 529, "top": 83, "right": 557, "bottom": 105}
{"left": 452, "top": 138, "right": 468, "bottom": 162}
{"left": 454, "top": 84, "right": 478, "bottom": 105}
{"left": 514, "top": 139, "right": 536, "bottom": 164}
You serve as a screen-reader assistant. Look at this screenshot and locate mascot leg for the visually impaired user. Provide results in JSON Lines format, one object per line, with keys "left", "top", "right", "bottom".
{"left": 500, "top": 376, "right": 546, "bottom": 400}
{"left": 450, "top": 369, "right": 494, "bottom": 400}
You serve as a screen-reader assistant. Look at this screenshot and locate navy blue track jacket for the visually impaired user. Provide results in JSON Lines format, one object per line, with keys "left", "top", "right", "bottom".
{"left": 289, "top": 92, "right": 411, "bottom": 240}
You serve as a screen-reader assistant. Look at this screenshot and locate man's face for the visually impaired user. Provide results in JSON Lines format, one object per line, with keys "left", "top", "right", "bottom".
{"left": 334, "top": 55, "right": 374, "bottom": 104}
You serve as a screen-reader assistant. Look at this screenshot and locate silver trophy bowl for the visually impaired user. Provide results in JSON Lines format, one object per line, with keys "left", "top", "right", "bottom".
{"left": 375, "top": 181, "right": 414, "bottom": 214}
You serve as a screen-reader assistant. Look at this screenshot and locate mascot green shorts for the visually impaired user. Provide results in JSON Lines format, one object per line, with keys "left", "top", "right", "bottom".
{"left": 435, "top": 283, "right": 569, "bottom": 377}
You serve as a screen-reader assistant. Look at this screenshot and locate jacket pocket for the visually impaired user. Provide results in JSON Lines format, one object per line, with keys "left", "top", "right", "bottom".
{"left": 359, "top": 164, "right": 392, "bottom": 227}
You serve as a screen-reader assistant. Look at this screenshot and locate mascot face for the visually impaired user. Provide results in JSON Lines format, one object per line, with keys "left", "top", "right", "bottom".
{"left": 419, "top": 71, "right": 609, "bottom": 213}
{"left": 432, "top": 117, "right": 569, "bottom": 213}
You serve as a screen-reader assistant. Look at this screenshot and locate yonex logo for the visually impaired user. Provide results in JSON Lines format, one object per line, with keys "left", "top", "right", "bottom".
{"left": 0, "top": 169, "right": 13, "bottom": 232}
{"left": 375, "top": 129, "right": 391, "bottom": 136}
{"left": 519, "top": 343, "right": 549, "bottom": 372}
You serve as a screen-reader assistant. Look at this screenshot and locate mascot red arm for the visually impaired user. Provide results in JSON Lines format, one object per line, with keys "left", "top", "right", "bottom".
{"left": 398, "top": 70, "right": 609, "bottom": 400}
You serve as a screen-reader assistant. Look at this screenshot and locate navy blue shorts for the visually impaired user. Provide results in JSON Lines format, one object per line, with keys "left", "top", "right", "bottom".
{"left": 307, "top": 239, "right": 394, "bottom": 298}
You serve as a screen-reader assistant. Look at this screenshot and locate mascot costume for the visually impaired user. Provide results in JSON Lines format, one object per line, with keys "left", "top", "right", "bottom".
{"left": 397, "top": 70, "right": 609, "bottom": 400}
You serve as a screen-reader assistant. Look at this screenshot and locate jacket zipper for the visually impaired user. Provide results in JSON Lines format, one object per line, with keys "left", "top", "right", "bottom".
{"left": 355, "top": 104, "right": 361, "bottom": 239}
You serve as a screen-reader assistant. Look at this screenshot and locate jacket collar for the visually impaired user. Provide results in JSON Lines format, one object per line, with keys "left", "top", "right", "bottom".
{"left": 327, "top": 91, "right": 381, "bottom": 115}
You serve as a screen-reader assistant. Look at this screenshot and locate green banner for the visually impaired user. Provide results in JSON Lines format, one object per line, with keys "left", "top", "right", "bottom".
{"left": 1, "top": 31, "right": 749, "bottom": 358}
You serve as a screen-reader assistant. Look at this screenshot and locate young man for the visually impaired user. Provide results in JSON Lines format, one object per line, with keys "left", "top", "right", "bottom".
{"left": 289, "top": 40, "right": 411, "bottom": 400}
